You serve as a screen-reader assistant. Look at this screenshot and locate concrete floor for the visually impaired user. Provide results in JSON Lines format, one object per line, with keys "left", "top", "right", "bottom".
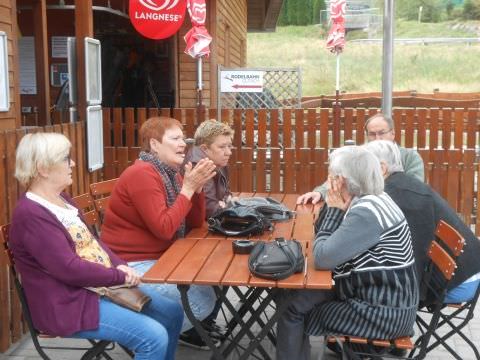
{"left": 1, "top": 299, "right": 479, "bottom": 359}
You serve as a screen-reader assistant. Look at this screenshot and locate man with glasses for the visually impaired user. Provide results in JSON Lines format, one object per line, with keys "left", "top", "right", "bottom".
{"left": 297, "top": 112, "right": 424, "bottom": 205}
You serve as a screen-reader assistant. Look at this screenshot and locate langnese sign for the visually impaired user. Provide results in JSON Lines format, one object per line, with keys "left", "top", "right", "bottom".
{"left": 129, "top": 0, "right": 187, "bottom": 39}
{"left": 220, "top": 70, "right": 264, "bottom": 93}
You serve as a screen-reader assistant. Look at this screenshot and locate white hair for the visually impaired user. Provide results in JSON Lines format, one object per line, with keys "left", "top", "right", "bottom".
{"left": 364, "top": 140, "right": 404, "bottom": 174}
{"left": 329, "top": 146, "right": 384, "bottom": 196}
{"left": 15, "top": 133, "right": 71, "bottom": 188}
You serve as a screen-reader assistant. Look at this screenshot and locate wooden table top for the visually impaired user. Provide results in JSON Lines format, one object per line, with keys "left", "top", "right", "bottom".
{"left": 142, "top": 193, "right": 332, "bottom": 290}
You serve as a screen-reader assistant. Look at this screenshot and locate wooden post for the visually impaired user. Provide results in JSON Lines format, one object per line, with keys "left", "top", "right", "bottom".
{"left": 33, "top": 0, "right": 50, "bottom": 125}
{"left": 74, "top": 0, "right": 93, "bottom": 123}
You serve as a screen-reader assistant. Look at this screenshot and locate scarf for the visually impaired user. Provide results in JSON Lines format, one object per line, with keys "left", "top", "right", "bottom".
{"left": 139, "top": 151, "right": 186, "bottom": 238}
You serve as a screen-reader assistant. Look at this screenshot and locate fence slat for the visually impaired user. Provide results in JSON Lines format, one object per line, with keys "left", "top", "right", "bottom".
{"left": 125, "top": 108, "right": 135, "bottom": 147}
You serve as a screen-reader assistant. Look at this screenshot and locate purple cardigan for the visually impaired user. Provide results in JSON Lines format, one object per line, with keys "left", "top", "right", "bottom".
{"left": 9, "top": 194, "right": 127, "bottom": 336}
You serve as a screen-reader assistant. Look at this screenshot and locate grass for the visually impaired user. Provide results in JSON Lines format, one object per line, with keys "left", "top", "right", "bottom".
{"left": 247, "top": 21, "right": 480, "bottom": 96}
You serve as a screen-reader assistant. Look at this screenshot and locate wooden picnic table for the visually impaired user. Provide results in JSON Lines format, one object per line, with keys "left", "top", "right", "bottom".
{"left": 142, "top": 193, "right": 332, "bottom": 360}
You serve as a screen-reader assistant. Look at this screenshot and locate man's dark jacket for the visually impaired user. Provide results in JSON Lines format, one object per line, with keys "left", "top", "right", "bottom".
{"left": 385, "top": 172, "right": 480, "bottom": 302}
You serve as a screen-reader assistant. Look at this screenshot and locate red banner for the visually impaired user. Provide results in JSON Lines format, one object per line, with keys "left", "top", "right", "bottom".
{"left": 326, "top": 0, "right": 346, "bottom": 53}
{"left": 184, "top": 0, "right": 212, "bottom": 58}
{"left": 129, "top": 0, "right": 187, "bottom": 39}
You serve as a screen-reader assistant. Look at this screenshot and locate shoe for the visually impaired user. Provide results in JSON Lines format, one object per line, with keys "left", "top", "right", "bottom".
{"left": 388, "top": 347, "right": 407, "bottom": 357}
{"left": 201, "top": 320, "right": 227, "bottom": 341}
{"left": 179, "top": 330, "right": 221, "bottom": 350}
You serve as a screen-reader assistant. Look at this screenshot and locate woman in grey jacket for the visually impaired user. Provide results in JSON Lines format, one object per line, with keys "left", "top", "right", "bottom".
{"left": 276, "top": 146, "right": 419, "bottom": 360}
{"left": 184, "top": 119, "right": 234, "bottom": 218}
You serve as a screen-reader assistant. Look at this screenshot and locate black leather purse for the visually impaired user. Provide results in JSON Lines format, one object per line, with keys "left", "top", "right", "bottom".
{"left": 248, "top": 238, "right": 305, "bottom": 280}
{"left": 208, "top": 205, "right": 272, "bottom": 237}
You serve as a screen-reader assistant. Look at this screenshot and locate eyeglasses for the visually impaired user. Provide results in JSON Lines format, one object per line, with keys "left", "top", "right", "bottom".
{"left": 366, "top": 129, "right": 393, "bottom": 138}
{"left": 63, "top": 154, "right": 71, "bottom": 166}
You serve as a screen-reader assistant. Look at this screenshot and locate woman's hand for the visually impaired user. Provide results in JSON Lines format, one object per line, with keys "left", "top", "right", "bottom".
{"left": 326, "top": 176, "right": 353, "bottom": 212}
{"left": 117, "top": 265, "right": 141, "bottom": 286}
{"left": 181, "top": 159, "right": 217, "bottom": 198}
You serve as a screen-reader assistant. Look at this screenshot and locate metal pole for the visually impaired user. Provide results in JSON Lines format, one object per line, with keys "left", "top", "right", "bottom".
{"left": 382, "top": 0, "right": 394, "bottom": 119}
{"left": 196, "top": 57, "right": 205, "bottom": 122}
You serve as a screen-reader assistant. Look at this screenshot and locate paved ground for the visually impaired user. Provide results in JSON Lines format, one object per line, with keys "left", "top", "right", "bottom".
{"left": 1, "top": 296, "right": 478, "bottom": 360}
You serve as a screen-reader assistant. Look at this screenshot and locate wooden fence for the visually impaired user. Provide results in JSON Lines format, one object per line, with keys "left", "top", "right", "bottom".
{"left": 100, "top": 107, "right": 480, "bottom": 234}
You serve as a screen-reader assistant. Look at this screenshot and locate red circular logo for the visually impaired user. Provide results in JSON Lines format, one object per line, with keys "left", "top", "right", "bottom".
{"left": 129, "top": 0, "right": 187, "bottom": 39}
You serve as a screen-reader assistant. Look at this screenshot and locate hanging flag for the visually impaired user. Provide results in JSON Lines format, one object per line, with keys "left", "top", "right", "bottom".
{"left": 184, "top": 0, "right": 212, "bottom": 58}
{"left": 326, "top": 0, "right": 346, "bottom": 54}
{"left": 129, "top": 0, "right": 187, "bottom": 40}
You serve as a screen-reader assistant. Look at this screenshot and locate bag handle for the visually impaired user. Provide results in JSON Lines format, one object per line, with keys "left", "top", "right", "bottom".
{"left": 208, "top": 218, "right": 262, "bottom": 237}
{"left": 270, "top": 238, "right": 299, "bottom": 279}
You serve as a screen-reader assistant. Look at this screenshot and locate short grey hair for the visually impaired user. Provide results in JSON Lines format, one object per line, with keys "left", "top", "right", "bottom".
{"left": 15, "top": 133, "right": 71, "bottom": 188}
{"left": 329, "top": 146, "right": 384, "bottom": 196}
{"left": 364, "top": 140, "right": 404, "bottom": 174}
{"left": 364, "top": 112, "right": 394, "bottom": 131}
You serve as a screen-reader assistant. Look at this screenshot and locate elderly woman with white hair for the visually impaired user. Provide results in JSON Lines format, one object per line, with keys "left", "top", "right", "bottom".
{"left": 276, "top": 146, "right": 419, "bottom": 360}
{"left": 9, "top": 133, "right": 184, "bottom": 360}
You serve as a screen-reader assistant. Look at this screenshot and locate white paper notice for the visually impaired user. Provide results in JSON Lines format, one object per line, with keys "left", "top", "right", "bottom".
{"left": 19, "top": 37, "right": 37, "bottom": 95}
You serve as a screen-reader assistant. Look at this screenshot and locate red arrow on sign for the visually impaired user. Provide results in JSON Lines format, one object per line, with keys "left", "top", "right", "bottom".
{"left": 232, "top": 84, "right": 263, "bottom": 89}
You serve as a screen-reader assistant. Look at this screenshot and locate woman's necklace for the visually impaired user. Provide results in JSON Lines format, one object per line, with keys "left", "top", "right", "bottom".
{"left": 29, "top": 189, "right": 68, "bottom": 209}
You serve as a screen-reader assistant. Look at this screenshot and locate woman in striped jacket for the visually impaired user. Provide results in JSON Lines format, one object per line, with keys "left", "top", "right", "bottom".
{"left": 276, "top": 146, "right": 419, "bottom": 360}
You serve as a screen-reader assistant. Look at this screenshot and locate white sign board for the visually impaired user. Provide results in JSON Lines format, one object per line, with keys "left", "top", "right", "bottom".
{"left": 85, "top": 37, "right": 102, "bottom": 105}
{"left": 220, "top": 70, "right": 264, "bottom": 93}
{"left": 86, "top": 105, "right": 104, "bottom": 172}
{"left": 0, "top": 32, "right": 9, "bottom": 111}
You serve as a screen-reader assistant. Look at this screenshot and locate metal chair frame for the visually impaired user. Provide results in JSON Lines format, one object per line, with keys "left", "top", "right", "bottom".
{"left": 413, "top": 221, "right": 480, "bottom": 360}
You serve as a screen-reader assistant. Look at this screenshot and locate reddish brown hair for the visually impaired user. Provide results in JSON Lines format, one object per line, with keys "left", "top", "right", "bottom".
{"left": 139, "top": 117, "right": 183, "bottom": 152}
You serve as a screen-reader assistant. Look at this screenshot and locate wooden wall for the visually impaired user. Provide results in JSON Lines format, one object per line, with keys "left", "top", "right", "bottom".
{"left": 177, "top": 0, "right": 247, "bottom": 108}
{"left": 0, "top": 0, "right": 20, "bottom": 131}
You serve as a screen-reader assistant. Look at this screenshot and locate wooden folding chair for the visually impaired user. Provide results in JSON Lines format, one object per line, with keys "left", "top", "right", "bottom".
{"left": 89, "top": 178, "right": 118, "bottom": 224}
{"left": 414, "top": 220, "right": 479, "bottom": 360}
{"left": 72, "top": 193, "right": 101, "bottom": 236}
{"left": 1, "top": 224, "right": 118, "bottom": 360}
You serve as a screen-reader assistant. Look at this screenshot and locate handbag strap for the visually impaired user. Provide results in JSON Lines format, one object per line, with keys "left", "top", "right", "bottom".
{"left": 208, "top": 218, "right": 262, "bottom": 237}
{"left": 271, "top": 238, "right": 300, "bottom": 279}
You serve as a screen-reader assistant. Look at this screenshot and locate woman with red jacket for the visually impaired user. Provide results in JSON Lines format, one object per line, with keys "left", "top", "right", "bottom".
{"left": 101, "top": 116, "right": 218, "bottom": 349}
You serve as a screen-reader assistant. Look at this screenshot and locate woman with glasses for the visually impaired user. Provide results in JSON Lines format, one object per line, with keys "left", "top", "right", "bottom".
{"left": 184, "top": 119, "right": 234, "bottom": 218}
{"left": 10, "top": 133, "right": 184, "bottom": 360}
{"left": 296, "top": 112, "right": 424, "bottom": 205}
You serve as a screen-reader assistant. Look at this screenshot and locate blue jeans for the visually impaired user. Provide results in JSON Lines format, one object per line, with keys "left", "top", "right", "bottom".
{"left": 129, "top": 260, "right": 216, "bottom": 332}
{"left": 72, "top": 294, "right": 183, "bottom": 360}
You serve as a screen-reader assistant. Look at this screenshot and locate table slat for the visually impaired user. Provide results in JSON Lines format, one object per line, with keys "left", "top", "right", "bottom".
{"left": 167, "top": 238, "right": 219, "bottom": 284}
{"left": 142, "top": 238, "right": 198, "bottom": 283}
{"left": 221, "top": 253, "right": 251, "bottom": 286}
{"left": 194, "top": 240, "right": 235, "bottom": 285}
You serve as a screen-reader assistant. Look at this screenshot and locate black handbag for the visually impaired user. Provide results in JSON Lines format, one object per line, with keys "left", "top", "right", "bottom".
{"left": 248, "top": 238, "right": 305, "bottom": 280}
{"left": 208, "top": 205, "right": 272, "bottom": 237}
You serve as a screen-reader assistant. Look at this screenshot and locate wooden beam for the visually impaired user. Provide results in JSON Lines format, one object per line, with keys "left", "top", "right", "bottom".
{"left": 74, "top": 0, "right": 93, "bottom": 122}
{"left": 209, "top": 0, "right": 218, "bottom": 109}
{"left": 33, "top": 0, "right": 50, "bottom": 125}
{"left": 263, "top": 0, "right": 283, "bottom": 31}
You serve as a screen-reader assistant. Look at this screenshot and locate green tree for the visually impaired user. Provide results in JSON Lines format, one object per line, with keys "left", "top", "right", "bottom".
{"left": 397, "top": 0, "right": 447, "bottom": 22}
{"left": 278, "top": 0, "right": 289, "bottom": 25}
{"left": 287, "top": 0, "right": 298, "bottom": 24}
{"left": 297, "top": 0, "right": 312, "bottom": 25}
{"left": 463, "top": 0, "right": 480, "bottom": 19}
{"left": 312, "top": 0, "right": 326, "bottom": 24}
